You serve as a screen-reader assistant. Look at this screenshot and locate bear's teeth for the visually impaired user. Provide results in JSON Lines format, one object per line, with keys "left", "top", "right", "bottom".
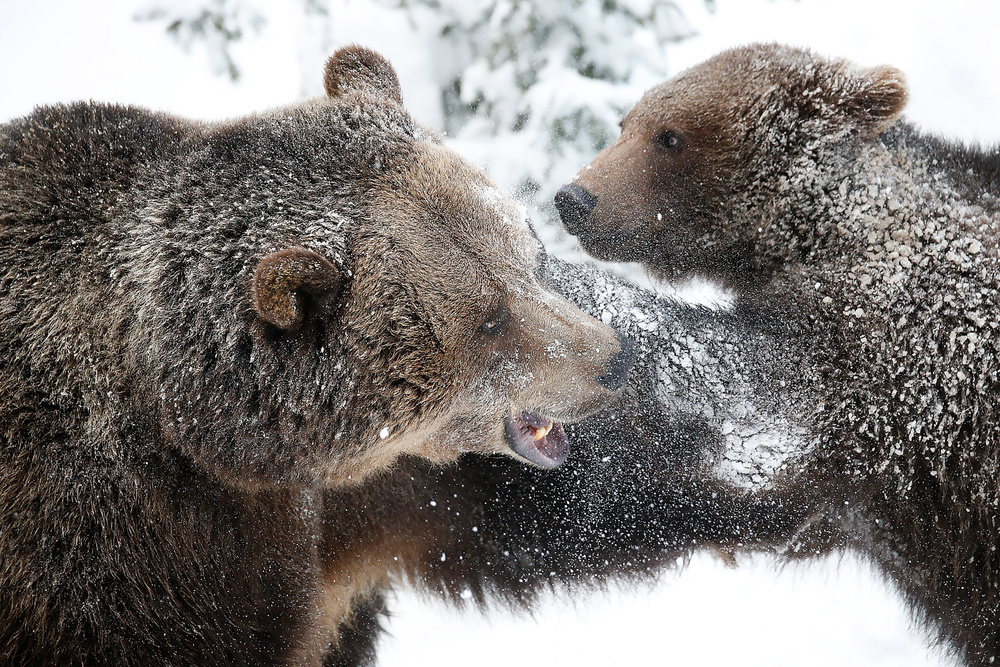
{"left": 532, "top": 421, "right": 554, "bottom": 441}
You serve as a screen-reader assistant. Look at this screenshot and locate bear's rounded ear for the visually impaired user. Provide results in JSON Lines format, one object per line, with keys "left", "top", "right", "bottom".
{"left": 841, "top": 64, "right": 909, "bottom": 137}
{"left": 323, "top": 45, "right": 403, "bottom": 105}
{"left": 252, "top": 247, "right": 341, "bottom": 331}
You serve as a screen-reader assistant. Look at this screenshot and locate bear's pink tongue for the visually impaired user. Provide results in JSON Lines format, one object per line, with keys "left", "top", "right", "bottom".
{"left": 504, "top": 411, "right": 568, "bottom": 468}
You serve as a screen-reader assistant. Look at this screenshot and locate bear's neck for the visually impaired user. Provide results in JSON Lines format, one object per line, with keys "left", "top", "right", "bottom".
{"left": 724, "top": 121, "right": 1000, "bottom": 359}
{"left": 730, "top": 128, "right": 908, "bottom": 270}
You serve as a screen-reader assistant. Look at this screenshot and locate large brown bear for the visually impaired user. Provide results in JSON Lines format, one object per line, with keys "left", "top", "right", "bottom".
{"left": 1, "top": 44, "right": 823, "bottom": 666}
{"left": 557, "top": 43, "right": 1000, "bottom": 666}
{"left": 0, "top": 45, "right": 636, "bottom": 665}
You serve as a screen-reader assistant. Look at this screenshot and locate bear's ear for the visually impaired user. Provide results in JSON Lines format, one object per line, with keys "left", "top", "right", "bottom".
{"left": 323, "top": 45, "right": 403, "bottom": 105}
{"left": 839, "top": 64, "right": 909, "bottom": 137}
{"left": 252, "top": 247, "right": 341, "bottom": 331}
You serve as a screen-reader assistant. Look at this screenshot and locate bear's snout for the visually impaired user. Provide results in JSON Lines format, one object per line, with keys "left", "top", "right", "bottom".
{"left": 555, "top": 184, "right": 598, "bottom": 235}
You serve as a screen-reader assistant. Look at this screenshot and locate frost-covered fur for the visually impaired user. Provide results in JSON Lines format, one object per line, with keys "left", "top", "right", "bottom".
{"left": 562, "top": 43, "right": 1000, "bottom": 665}
{"left": 315, "top": 255, "right": 824, "bottom": 665}
{"left": 0, "top": 143, "right": 822, "bottom": 667}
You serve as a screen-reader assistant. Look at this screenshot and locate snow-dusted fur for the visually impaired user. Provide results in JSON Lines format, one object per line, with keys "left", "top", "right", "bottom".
{"left": 314, "top": 254, "right": 824, "bottom": 665}
{"left": 562, "top": 43, "right": 1000, "bottom": 665}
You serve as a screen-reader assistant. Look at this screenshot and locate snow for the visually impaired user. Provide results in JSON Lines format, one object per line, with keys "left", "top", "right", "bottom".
{"left": 380, "top": 553, "right": 953, "bottom": 667}
{"left": 2, "top": 1, "right": 994, "bottom": 664}
{"left": 712, "top": 417, "right": 811, "bottom": 492}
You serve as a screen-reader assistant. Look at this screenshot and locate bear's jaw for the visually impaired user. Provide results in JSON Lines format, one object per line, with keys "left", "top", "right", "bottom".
{"left": 504, "top": 410, "right": 568, "bottom": 468}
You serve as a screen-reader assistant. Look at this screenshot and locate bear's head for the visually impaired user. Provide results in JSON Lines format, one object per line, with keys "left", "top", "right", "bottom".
{"left": 555, "top": 43, "right": 908, "bottom": 290}
{"left": 139, "top": 46, "right": 632, "bottom": 490}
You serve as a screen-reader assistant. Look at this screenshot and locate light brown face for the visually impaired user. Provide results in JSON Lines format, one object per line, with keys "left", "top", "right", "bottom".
{"left": 555, "top": 65, "right": 744, "bottom": 284}
{"left": 557, "top": 44, "right": 910, "bottom": 288}
{"left": 363, "top": 141, "right": 633, "bottom": 469}
{"left": 241, "top": 45, "right": 633, "bottom": 489}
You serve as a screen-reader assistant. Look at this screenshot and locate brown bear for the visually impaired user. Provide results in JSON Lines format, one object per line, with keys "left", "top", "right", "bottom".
{"left": 557, "top": 43, "right": 1000, "bottom": 666}
{"left": 0, "top": 44, "right": 645, "bottom": 665}
{"left": 2, "top": 42, "right": 829, "bottom": 667}
{"left": 0, "top": 42, "right": 837, "bottom": 665}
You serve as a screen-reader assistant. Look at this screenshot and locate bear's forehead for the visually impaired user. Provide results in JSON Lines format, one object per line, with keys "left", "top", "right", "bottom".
{"left": 359, "top": 140, "right": 538, "bottom": 307}
{"left": 471, "top": 182, "right": 535, "bottom": 257}
{"left": 457, "top": 182, "right": 535, "bottom": 269}
{"left": 626, "top": 44, "right": 829, "bottom": 133}
{"left": 386, "top": 142, "right": 534, "bottom": 254}
{"left": 473, "top": 182, "right": 529, "bottom": 231}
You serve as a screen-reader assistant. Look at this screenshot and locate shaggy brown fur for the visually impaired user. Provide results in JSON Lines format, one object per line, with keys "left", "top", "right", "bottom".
{"left": 0, "top": 45, "right": 641, "bottom": 665}
{"left": 558, "top": 43, "right": 1000, "bottom": 665}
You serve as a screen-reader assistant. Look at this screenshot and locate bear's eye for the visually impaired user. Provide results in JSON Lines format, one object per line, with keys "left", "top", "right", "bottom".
{"left": 479, "top": 304, "right": 510, "bottom": 337}
{"left": 655, "top": 130, "right": 684, "bottom": 152}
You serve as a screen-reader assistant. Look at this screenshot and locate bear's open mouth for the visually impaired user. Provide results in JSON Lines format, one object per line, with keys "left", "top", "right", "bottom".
{"left": 504, "top": 410, "right": 569, "bottom": 468}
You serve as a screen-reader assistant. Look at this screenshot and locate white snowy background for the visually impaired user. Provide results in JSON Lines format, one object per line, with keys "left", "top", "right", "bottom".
{"left": 3, "top": 0, "right": 998, "bottom": 664}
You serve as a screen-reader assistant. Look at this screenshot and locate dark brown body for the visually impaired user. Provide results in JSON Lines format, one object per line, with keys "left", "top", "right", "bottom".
{"left": 0, "top": 47, "right": 636, "bottom": 665}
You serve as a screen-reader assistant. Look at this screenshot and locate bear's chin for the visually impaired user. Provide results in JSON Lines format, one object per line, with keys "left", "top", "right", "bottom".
{"left": 504, "top": 411, "right": 569, "bottom": 468}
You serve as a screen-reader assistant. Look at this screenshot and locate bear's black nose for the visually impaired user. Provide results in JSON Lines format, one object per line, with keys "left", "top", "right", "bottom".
{"left": 597, "top": 331, "right": 636, "bottom": 392}
{"left": 555, "top": 184, "right": 597, "bottom": 236}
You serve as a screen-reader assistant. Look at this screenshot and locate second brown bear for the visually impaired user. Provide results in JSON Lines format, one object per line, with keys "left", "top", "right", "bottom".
{"left": 558, "top": 43, "right": 1000, "bottom": 666}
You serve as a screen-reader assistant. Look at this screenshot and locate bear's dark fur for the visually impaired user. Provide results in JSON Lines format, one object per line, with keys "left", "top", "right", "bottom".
{"left": 0, "top": 45, "right": 819, "bottom": 665}
{"left": 559, "top": 43, "right": 1000, "bottom": 665}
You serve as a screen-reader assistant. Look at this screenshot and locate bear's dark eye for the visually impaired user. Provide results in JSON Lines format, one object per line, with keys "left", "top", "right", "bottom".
{"left": 479, "top": 304, "right": 510, "bottom": 337}
{"left": 655, "top": 130, "right": 684, "bottom": 152}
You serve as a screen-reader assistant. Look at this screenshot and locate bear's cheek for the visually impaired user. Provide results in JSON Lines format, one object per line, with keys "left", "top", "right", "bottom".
{"left": 407, "top": 409, "right": 506, "bottom": 462}
{"left": 574, "top": 152, "right": 679, "bottom": 263}
{"left": 406, "top": 357, "right": 533, "bottom": 460}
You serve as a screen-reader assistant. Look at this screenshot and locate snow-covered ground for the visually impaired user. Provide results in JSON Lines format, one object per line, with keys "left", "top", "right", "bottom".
{"left": 3, "top": 1, "right": 997, "bottom": 664}
{"left": 380, "top": 553, "right": 955, "bottom": 667}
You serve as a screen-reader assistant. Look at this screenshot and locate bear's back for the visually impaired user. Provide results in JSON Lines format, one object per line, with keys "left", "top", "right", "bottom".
{"left": 1, "top": 104, "right": 192, "bottom": 385}
{"left": 1, "top": 102, "right": 191, "bottom": 234}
